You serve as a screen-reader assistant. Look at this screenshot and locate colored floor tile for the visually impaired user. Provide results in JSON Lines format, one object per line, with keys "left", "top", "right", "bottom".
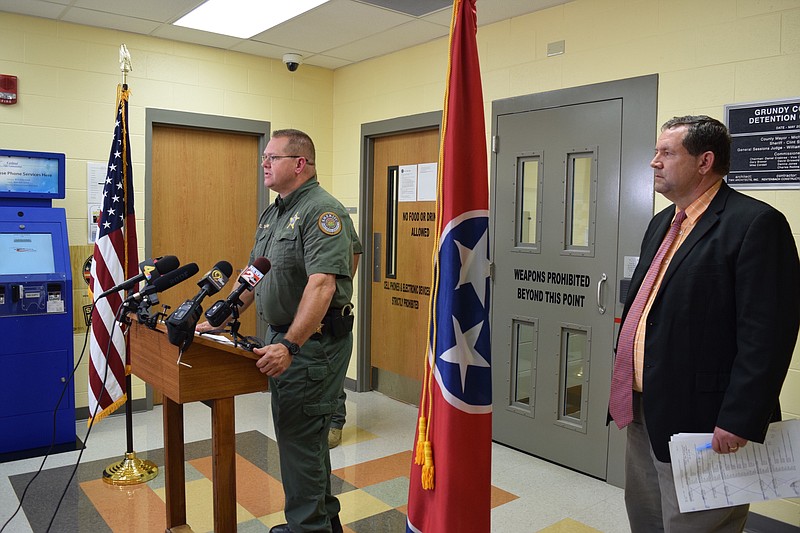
{"left": 1, "top": 391, "right": 629, "bottom": 532}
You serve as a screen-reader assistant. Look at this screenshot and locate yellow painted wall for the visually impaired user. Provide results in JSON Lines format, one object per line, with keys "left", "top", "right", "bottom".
{"left": 1, "top": 0, "right": 799, "bottom": 523}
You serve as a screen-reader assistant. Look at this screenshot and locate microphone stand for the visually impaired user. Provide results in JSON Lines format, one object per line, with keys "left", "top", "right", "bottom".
{"left": 135, "top": 297, "right": 170, "bottom": 330}
{"left": 227, "top": 305, "right": 263, "bottom": 350}
{"left": 228, "top": 305, "right": 245, "bottom": 348}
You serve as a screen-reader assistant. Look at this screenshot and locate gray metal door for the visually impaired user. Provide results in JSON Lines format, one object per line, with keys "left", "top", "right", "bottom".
{"left": 491, "top": 100, "right": 621, "bottom": 478}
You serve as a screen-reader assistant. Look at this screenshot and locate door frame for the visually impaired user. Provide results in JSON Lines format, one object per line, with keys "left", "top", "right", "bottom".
{"left": 357, "top": 111, "right": 442, "bottom": 395}
{"left": 490, "top": 74, "right": 658, "bottom": 486}
{"left": 143, "top": 109, "right": 270, "bottom": 408}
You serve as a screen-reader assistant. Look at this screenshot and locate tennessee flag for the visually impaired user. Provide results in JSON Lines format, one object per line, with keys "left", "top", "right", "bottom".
{"left": 88, "top": 85, "right": 139, "bottom": 425}
{"left": 406, "top": 0, "right": 492, "bottom": 531}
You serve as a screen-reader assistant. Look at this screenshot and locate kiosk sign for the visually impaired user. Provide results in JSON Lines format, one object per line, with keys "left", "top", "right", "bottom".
{"left": 725, "top": 98, "right": 800, "bottom": 189}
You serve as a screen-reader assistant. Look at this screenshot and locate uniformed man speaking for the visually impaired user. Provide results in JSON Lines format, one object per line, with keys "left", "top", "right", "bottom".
{"left": 200, "top": 129, "right": 359, "bottom": 533}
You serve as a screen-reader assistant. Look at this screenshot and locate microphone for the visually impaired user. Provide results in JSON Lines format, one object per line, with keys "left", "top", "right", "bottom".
{"left": 138, "top": 255, "right": 180, "bottom": 287}
{"left": 125, "top": 263, "right": 199, "bottom": 303}
{"left": 96, "top": 255, "right": 180, "bottom": 299}
{"left": 165, "top": 261, "right": 233, "bottom": 349}
{"left": 205, "top": 257, "right": 271, "bottom": 327}
{"left": 195, "top": 260, "right": 234, "bottom": 299}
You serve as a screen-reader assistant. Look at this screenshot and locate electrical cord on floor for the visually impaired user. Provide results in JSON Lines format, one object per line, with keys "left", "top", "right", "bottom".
{"left": 45, "top": 303, "right": 129, "bottom": 532}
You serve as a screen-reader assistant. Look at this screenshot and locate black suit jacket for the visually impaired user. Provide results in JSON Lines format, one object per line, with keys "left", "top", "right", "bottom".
{"left": 620, "top": 181, "right": 800, "bottom": 462}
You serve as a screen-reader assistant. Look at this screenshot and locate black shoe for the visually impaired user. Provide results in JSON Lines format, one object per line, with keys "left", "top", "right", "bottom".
{"left": 269, "top": 525, "right": 292, "bottom": 533}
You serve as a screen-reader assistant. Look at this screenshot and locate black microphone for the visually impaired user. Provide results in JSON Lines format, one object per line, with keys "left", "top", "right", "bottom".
{"left": 97, "top": 255, "right": 180, "bottom": 299}
{"left": 165, "top": 261, "right": 233, "bottom": 349}
{"left": 196, "top": 261, "right": 234, "bottom": 299}
{"left": 125, "top": 263, "right": 199, "bottom": 303}
{"left": 205, "top": 257, "right": 271, "bottom": 327}
{"left": 139, "top": 255, "right": 178, "bottom": 285}
{"left": 137, "top": 256, "right": 167, "bottom": 307}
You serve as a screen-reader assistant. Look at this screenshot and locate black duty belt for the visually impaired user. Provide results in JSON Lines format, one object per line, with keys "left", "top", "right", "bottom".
{"left": 270, "top": 304, "right": 353, "bottom": 338}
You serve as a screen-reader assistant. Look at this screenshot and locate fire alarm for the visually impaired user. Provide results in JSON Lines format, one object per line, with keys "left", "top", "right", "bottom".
{"left": 0, "top": 75, "right": 18, "bottom": 105}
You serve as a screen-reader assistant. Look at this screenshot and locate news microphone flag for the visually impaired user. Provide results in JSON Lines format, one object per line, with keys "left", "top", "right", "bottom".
{"left": 406, "top": 1, "right": 492, "bottom": 531}
{"left": 88, "top": 84, "right": 139, "bottom": 425}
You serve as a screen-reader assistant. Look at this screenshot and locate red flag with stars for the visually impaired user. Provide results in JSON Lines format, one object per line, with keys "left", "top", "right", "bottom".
{"left": 406, "top": 0, "right": 492, "bottom": 531}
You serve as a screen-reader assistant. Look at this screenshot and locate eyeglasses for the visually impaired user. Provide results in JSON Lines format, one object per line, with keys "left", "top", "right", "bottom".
{"left": 261, "top": 154, "right": 302, "bottom": 164}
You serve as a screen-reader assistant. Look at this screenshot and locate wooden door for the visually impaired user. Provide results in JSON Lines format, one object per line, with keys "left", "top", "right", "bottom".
{"left": 151, "top": 126, "right": 260, "bottom": 339}
{"left": 370, "top": 129, "right": 439, "bottom": 401}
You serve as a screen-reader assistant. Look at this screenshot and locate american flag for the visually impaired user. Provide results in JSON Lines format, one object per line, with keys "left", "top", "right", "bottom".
{"left": 406, "top": 1, "right": 492, "bottom": 531}
{"left": 88, "top": 85, "right": 139, "bottom": 425}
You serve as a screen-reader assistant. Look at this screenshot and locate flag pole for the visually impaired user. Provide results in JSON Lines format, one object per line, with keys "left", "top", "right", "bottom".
{"left": 102, "top": 45, "right": 158, "bottom": 486}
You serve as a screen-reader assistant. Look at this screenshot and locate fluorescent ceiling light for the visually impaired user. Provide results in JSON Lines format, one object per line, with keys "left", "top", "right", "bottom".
{"left": 174, "top": 0, "right": 329, "bottom": 39}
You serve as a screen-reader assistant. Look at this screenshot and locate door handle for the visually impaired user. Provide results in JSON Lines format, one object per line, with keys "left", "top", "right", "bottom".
{"left": 596, "top": 273, "right": 607, "bottom": 315}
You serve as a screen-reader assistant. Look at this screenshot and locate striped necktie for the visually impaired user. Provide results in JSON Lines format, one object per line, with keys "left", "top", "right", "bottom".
{"left": 609, "top": 209, "right": 687, "bottom": 429}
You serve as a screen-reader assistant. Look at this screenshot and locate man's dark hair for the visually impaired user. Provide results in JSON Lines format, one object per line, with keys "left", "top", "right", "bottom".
{"left": 272, "top": 128, "right": 316, "bottom": 165}
{"left": 661, "top": 115, "right": 731, "bottom": 176}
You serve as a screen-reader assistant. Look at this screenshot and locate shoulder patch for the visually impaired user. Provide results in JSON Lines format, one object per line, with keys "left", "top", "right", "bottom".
{"left": 318, "top": 212, "right": 342, "bottom": 236}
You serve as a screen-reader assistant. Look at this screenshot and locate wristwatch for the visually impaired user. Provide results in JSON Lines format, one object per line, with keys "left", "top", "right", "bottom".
{"left": 279, "top": 338, "right": 300, "bottom": 356}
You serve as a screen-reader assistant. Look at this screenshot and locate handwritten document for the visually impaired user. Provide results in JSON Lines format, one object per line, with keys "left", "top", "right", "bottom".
{"left": 669, "top": 419, "right": 800, "bottom": 512}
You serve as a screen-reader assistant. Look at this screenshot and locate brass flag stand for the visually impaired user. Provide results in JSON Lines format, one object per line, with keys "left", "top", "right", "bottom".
{"left": 103, "top": 450, "right": 158, "bottom": 486}
{"left": 100, "top": 44, "right": 158, "bottom": 486}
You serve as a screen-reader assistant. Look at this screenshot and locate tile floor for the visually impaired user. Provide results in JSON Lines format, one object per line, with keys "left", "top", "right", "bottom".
{"left": 0, "top": 390, "right": 630, "bottom": 532}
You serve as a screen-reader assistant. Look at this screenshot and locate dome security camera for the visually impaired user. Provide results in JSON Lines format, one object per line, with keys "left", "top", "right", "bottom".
{"left": 282, "top": 53, "right": 303, "bottom": 72}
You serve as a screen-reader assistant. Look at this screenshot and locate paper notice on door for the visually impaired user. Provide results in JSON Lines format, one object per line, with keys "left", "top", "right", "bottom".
{"left": 398, "top": 164, "right": 418, "bottom": 202}
{"left": 669, "top": 419, "right": 800, "bottom": 513}
{"left": 417, "top": 162, "right": 437, "bottom": 201}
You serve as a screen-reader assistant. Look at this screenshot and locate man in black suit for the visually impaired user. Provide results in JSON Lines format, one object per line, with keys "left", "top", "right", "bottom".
{"left": 610, "top": 115, "right": 800, "bottom": 532}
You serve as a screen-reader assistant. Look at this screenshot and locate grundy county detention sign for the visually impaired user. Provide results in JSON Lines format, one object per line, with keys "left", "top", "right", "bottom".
{"left": 725, "top": 98, "right": 800, "bottom": 189}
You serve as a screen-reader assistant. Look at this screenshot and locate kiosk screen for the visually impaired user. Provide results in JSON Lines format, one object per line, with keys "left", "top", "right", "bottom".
{"left": 0, "top": 149, "right": 65, "bottom": 199}
{"left": 0, "top": 233, "right": 55, "bottom": 275}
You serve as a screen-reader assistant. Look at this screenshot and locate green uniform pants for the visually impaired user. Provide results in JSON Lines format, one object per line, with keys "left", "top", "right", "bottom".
{"left": 268, "top": 329, "right": 352, "bottom": 533}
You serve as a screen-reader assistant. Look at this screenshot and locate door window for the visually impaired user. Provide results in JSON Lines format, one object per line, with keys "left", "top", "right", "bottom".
{"left": 564, "top": 151, "right": 596, "bottom": 254}
{"left": 516, "top": 155, "right": 542, "bottom": 249}
{"left": 385, "top": 166, "right": 399, "bottom": 278}
{"left": 556, "top": 325, "right": 590, "bottom": 432}
{"left": 511, "top": 319, "right": 538, "bottom": 415}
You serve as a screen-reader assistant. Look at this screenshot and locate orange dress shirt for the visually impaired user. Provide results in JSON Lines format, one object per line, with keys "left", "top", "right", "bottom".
{"left": 633, "top": 180, "right": 722, "bottom": 391}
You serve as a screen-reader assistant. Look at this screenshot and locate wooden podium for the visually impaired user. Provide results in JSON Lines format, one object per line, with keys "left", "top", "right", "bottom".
{"left": 129, "top": 322, "right": 267, "bottom": 533}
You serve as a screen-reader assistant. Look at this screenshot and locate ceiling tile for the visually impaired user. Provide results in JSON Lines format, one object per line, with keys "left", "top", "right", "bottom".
{"left": 0, "top": 0, "right": 67, "bottom": 18}
{"left": 70, "top": 0, "right": 201, "bottom": 22}
{"left": 250, "top": 0, "right": 411, "bottom": 53}
{"left": 231, "top": 40, "right": 312, "bottom": 60}
{"left": 60, "top": 8, "right": 161, "bottom": 35}
{"left": 301, "top": 54, "right": 351, "bottom": 70}
{"left": 325, "top": 19, "right": 449, "bottom": 62}
{"left": 355, "top": 0, "right": 451, "bottom": 17}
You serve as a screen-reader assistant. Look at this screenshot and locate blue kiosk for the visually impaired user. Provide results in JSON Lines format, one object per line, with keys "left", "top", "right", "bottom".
{"left": 0, "top": 148, "right": 76, "bottom": 455}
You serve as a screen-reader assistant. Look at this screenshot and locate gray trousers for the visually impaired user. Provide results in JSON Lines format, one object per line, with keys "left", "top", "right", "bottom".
{"left": 269, "top": 330, "right": 352, "bottom": 533}
{"left": 625, "top": 392, "right": 749, "bottom": 533}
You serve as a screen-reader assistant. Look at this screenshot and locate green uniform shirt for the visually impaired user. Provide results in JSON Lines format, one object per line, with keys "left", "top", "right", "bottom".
{"left": 250, "top": 177, "right": 359, "bottom": 326}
